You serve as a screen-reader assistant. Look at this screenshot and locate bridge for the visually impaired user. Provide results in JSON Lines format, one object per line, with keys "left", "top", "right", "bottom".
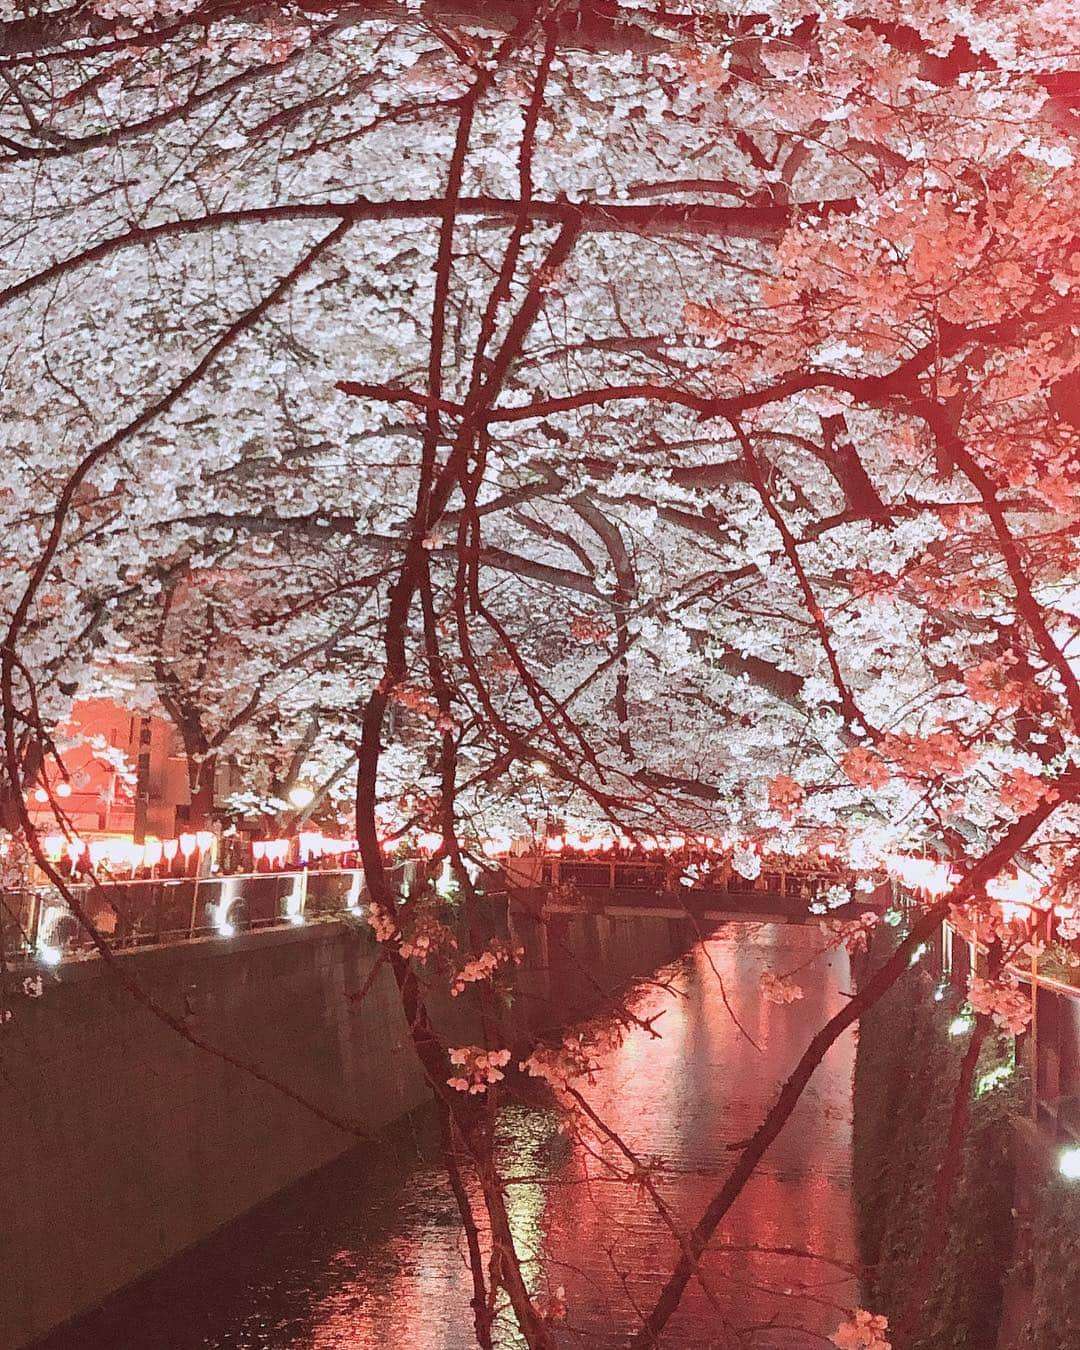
{"left": 1, "top": 850, "right": 870, "bottom": 970}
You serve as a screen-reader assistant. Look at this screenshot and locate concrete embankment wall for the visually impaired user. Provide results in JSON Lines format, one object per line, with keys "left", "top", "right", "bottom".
{"left": 1, "top": 922, "right": 428, "bottom": 1350}
{"left": 2, "top": 905, "right": 692, "bottom": 1349}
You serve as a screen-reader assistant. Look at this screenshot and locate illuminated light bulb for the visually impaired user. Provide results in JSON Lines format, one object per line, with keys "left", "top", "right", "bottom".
{"left": 288, "top": 784, "right": 315, "bottom": 809}
{"left": 1060, "top": 1148, "right": 1080, "bottom": 1180}
{"left": 949, "top": 1015, "right": 973, "bottom": 1037}
{"left": 178, "top": 833, "right": 197, "bottom": 858}
{"left": 55, "top": 782, "right": 72, "bottom": 799}
{"left": 195, "top": 831, "right": 214, "bottom": 854}
{"left": 32, "top": 787, "right": 48, "bottom": 803}
{"left": 162, "top": 839, "right": 179, "bottom": 863}
{"left": 37, "top": 945, "right": 62, "bottom": 967}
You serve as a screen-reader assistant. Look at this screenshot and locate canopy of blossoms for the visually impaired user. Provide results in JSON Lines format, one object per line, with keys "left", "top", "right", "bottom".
{"left": 3, "top": 2, "right": 1080, "bottom": 1345}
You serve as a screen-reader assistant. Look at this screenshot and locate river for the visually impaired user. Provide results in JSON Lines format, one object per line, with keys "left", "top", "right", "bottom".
{"left": 37, "top": 922, "right": 858, "bottom": 1349}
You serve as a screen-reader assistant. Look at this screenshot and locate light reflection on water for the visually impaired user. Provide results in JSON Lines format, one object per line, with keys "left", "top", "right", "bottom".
{"left": 39, "top": 924, "right": 857, "bottom": 1349}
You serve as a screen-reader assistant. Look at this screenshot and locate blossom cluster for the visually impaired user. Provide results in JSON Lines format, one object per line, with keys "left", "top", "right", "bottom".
{"left": 967, "top": 974, "right": 1033, "bottom": 1035}
{"left": 832, "top": 1309, "right": 890, "bottom": 1350}
{"left": 820, "top": 912, "right": 880, "bottom": 955}
{"left": 450, "top": 938, "right": 524, "bottom": 996}
{"left": 446, "top": 1046, "right": 511, "bottom": 1095}
{"left": 760, "top": 971, "right": 805, "bottom": 1004}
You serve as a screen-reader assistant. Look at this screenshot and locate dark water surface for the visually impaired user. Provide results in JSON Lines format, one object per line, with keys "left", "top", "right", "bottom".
{"left": 39, "top": 924, "right": 857, "bottom": 1349}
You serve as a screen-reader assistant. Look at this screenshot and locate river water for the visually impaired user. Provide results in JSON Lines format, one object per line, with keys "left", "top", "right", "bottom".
{"left": 39, "top": 923, "right": 858, "bottom": 1349}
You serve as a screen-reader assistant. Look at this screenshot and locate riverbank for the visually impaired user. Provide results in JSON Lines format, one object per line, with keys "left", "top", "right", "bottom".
{"left": 6, "top": 905, "right": 699, "bottom": 1349}
{"left": 32, "top": 923, "right": 859, "bottom": 1349}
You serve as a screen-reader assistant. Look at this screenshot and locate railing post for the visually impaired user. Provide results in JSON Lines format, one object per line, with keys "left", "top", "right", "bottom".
{"left": 286, "top": 870, "right": 307, "bottom": 925}
{"left": 27, "top": 889, "right": 42, "bottom": 956}
{"left": 1030, "top": 945, "right": 1040, "bottom": 1120}
{"left": 188, "top": 880, "right": 201, "bottom": 939}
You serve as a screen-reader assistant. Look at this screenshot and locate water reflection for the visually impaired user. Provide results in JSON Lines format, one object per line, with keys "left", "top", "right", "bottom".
{"left": 37, "top": 923, "right": 856, "bottom": 1349}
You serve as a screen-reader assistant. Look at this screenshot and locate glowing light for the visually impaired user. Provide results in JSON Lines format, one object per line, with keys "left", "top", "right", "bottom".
{"left": 265, "top": 839, "right": 290, "bottom": 867}
{"left": 949, "top": 1015, "right": 974, "bottom": 1037}
{"left": 143, "top": 840, "right": 162, "bottom": 869}
{"left": 298, "top": 830, "right": 323, "bottom": 862}
{"left": 162, "top": 839, "right": 179, "bottom": 864}
{"left": 976, "top": 1064, "right": 1013, "bottom": 1096}
{"left": 288, "top": 784, "right": 315, "bottom": 809}
{"left": 195, "top": 831, "right": 215, "bottom": 854}
{"left": 41, "top": 834, "right": 64, "bottom": 859}
{"left": 885, "top": 854, "right": 957, "bottom": 896}
{"left": 530, "top": 760, "right": 549, "bottom": 776}
{"left": 1060, "top": 1147, "right": 1080, "bottom": 1181}
{"left": 285, "top": 875, "right": 306, "bottom": 925}
{"left": 213, "top": 879, "right": 240, "bottom": 937}
{"left": 434, "top": 858, "right": 457, "bottom": 899}
{"left": 32, "top": 787, "right": 48, "bottom": 803}
{"left": 36, "top": 903, "right": 68, "bottom": 965}
{"left": 55, "top": 782, "right": 72, "bottom": 799}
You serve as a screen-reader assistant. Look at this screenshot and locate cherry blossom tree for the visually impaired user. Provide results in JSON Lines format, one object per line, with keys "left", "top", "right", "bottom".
{"left": 3, "top": 0, "right": 1080, "bottom": 1344}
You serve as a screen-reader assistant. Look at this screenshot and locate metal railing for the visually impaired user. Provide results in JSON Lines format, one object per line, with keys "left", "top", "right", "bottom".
{"left": 538, "top": 857, "right": 845, "bottom": 904}
{"left": 0, "top": 864, "right": 429, "bottom": 968}
{"left": 930, "top": 915, "right": 1080, "bottom": 1147}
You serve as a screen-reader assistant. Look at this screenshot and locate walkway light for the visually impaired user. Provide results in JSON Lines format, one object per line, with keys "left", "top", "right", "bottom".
{"left": 949, "top": 1014, "right": 974, "bottom": 1037}
{"left": 288, "top": 785, "right": 315, "bottom": 809}
{"left": 1059, "top": 1147, "right": 1080, "bottom": 1181}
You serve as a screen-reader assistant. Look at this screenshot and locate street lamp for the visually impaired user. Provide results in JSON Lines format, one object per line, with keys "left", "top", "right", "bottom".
{"left": 288, "top": 784, "right": 315, "bottom": 809}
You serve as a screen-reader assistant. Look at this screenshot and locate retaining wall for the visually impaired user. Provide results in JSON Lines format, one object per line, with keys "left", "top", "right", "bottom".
{"left": 2, "top": 904, "right": 695, "bottom": 1348}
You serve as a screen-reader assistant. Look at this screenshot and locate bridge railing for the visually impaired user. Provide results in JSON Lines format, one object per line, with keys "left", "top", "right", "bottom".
{"left": 537, "top": 857, "right": 842, "bottom": 903}
{"left": 0, "top": 864, "right": 428, "bottom": 967}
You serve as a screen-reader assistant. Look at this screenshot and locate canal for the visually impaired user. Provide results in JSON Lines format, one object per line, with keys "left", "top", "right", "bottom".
{"left": 36, "top": 923, "right": 857, "bottom": 1349}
